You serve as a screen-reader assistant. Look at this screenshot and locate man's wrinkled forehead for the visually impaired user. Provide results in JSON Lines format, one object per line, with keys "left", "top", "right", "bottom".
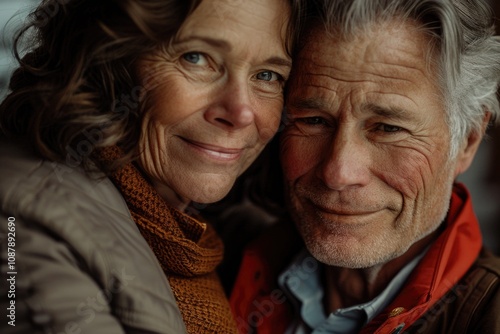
{"left": 288, "top": 20, "right": 437, "bottom": 91}
{"left": 285, "top": 19, "right": 444, "bottom": 121}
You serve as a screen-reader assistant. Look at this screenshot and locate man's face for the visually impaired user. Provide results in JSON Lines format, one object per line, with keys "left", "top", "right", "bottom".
{"left": 282, "top": 20, "right": 459, "bottom": 268}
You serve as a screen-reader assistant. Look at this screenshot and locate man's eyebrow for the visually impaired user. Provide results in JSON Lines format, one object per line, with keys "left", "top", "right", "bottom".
{"left": 288, "top": 98, "right": 328, "bottom": 110}
{"left": 363, "top": 103, "right": 416, "bottom": 121}
{"left": 288, "top": 100, "right": 418, "bottom": 121}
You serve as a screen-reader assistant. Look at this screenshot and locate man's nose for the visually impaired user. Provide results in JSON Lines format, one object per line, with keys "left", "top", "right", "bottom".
{"left": 204, "top": 79, "right": 255, "bottom": 130}
{"left": 316, "top": 130, "right": 371, "bottom": 191}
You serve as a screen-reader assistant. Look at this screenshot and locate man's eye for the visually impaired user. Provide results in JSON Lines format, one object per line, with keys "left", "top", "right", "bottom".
{"left": 182, "top": 52, "right": 208, "bottom": 66}
{"left": 298, "top": 117, "right": 328, "bottom": 126}
{"left": 256, "top": 71, "right": 281, "bottom": 82}
{"left": 377, "top": 124, "right": 402, "bottom": 133}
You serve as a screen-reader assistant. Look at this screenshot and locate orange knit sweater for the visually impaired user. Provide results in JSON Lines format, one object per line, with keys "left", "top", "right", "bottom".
{"left": 97, "top": 147, "right": 237, "bottom": 333}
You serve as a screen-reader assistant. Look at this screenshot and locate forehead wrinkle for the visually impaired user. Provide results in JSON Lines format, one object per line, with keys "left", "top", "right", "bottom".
{"left": 305, "top": 69, "right": 426, "bottom": 107}
{"left": 290, "top": 70, "right": 421, "bottom": 110}
{"left": 301, "top": 57, "right": 421, "bottom": 88}
{"left": 368, "top": 91, "right": 419, "bottom": 109}
{"left": 362, "top": 102, "right": 418, "bottom": 122}
{"left": 366, "top": 61, "right": 425, "bottom": 82}
{"left": 288, "top": 80, "right": 340, "bottom": 110}
{"left": 221, "top": 0, "right": 291, "bottom": 41}
{"left": 179, "top": 0, "right": 290, "bottom": 54}
{"left": 296, "top": 68, "right": 377, "bottom": 86}
{"left": 196, "top": 0, "right": 284, "bottom": 27}
{"left": 301, "top": 36, "right": 430, "bottom": 87}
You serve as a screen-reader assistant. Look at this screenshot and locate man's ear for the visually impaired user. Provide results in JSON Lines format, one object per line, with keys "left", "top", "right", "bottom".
{"left": 454, "top": 112, "right": 492, "bottom": 177}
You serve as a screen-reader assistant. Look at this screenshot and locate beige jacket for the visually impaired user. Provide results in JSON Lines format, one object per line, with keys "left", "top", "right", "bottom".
{"left": 0, "top": 137, "right": 187, "bottom": 333}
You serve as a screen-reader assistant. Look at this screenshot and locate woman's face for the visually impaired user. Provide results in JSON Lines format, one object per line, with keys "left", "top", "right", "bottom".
{"left": 136, "top": 0, "right": 291, "bottom": 207}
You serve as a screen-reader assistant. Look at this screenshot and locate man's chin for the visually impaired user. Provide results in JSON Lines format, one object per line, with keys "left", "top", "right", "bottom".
{"left": 302, "top": 235, "right": 401, "bottom": 269}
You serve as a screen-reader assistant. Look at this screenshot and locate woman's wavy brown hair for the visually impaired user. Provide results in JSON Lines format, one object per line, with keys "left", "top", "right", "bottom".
{"left": 0, "top": 0, "right": 300, "bottom": 172}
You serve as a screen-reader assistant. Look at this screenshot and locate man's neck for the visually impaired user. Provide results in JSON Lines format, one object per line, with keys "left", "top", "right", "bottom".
{"left": 322, "top": 230, "right": 440, "bottom": 313}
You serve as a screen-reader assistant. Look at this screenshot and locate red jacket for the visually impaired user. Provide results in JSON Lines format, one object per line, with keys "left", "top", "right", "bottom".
{"left": 230, "top": 183, "right": 494, "bottom": 334}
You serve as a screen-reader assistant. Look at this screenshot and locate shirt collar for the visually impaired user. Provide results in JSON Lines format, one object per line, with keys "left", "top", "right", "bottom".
{"left": 278, "top": 248, "right": 428, "bottom": 333}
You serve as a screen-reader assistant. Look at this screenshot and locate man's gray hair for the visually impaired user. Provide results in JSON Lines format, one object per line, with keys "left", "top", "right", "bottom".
{"left": 305, "top": 0, "right": 500, "bottom": 158}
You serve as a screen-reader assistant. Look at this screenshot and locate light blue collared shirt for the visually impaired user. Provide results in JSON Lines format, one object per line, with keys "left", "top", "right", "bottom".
{"left": 278, "top": 249, "right": 427, "bottom": 334}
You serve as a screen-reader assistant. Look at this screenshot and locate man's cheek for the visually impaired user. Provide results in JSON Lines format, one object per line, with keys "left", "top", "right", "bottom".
{"left": 380, "top": 154, "right": 430, "bottom": 200}
{"left": 280, "top": 140, "right": 314, "bottom": 182}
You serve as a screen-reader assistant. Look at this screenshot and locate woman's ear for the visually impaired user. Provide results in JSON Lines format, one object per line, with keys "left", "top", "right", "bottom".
{"left": 454, "top": 112, "right": 492, "bottom": 177}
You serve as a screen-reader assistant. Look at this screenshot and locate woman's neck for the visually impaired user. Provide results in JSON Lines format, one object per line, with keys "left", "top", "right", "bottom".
{"left": 151, "top": 179, "right": 190, "bottom": 212}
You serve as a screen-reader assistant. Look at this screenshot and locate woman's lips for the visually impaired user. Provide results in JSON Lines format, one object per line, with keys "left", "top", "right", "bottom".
{"left": 180, "top": 137, "right": 244, "bottom": 161}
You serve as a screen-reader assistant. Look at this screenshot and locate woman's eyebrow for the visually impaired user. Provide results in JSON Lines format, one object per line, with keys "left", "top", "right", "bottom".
{"left": 265, "top": 57, "right": 292, "bottom": 68}
{"left": 176, "top": 35, "right": 232, "bottom": 50}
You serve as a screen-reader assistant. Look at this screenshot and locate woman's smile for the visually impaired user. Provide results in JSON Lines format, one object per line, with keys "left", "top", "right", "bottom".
{"left": 179, "top": 137, "right": 244, "bottom": 162}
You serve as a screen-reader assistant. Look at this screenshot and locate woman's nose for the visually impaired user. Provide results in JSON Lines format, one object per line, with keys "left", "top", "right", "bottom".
{"left": 204, "top": 81, "right": 255, "bottom": 130}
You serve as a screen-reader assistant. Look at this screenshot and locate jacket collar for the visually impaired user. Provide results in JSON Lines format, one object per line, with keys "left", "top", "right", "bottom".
{"left": 362, "top": 182, "right": 482, "bottom": 333}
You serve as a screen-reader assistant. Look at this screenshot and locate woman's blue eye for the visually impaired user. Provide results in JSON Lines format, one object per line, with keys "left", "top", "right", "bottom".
{"left": 256, "top": 71, "right": 279, "bottom": 82}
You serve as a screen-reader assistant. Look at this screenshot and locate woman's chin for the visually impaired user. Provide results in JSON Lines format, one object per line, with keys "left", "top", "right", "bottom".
{"left": 185, "top": 186, "right": 232, "bottom": 205}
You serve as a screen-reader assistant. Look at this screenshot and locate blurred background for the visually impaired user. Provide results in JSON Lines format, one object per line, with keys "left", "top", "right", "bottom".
{"left": 1, "top": 0, "right": 498, "bottom": 254}
{"left": 0, "top": 0, "right": 38, "bottom": 99}
{"left": 456, "top": 0, "right": 500, "bottom": 255}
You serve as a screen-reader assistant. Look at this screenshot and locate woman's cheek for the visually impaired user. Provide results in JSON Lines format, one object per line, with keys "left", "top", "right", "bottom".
{"left": 258, "top": 114, "right": 282, "bottom": 143}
